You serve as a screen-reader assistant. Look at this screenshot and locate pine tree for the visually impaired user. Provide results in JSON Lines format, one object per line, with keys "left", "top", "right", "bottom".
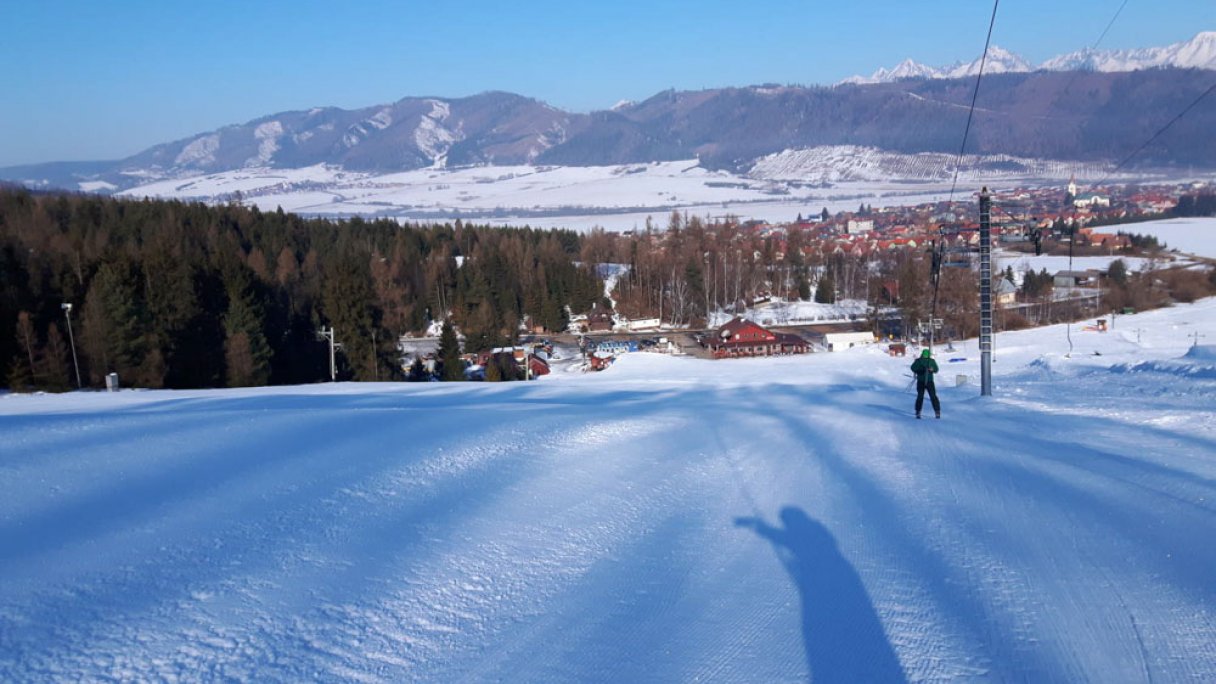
{"left": 438, "top": 319, "right": 464, "bottom": 381}
{"left": 485, "top": 355, "right": 503, "bottom": 382}
{"left": 321, "top": 254, "right": 379, "bottom": 381}
{"left": 815, "top": 272, "right": 836, "bottom": 304}
{"left": 222, "top": 267, "right": 272, "bottom": 387}
{"left": 13, "top": 311, "right": 38, "bottom": 386}
{"left": 6, "top": 354, "right": 33, "bottom": 391}
{"left": 407, "top": 356, "right": 429, "bottom": 382}
{"left": 40, "top": 322, "right": 71, "bottom": 391}
{"left": 1108, "top": 259, "right": 1129, "bottom": 287}
{"left": 81, "top": 259, "right": 147, "bottom": 385}
{"left": 142, "top": 235, "right": 206, "bottom": 389}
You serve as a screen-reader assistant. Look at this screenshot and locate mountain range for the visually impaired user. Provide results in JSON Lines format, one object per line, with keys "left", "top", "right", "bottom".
{"left": 4, "top": 33, "right": 1216, "bottom": 194}
{"left": 842, "top": 31, "right": 1216, "bottom": 83}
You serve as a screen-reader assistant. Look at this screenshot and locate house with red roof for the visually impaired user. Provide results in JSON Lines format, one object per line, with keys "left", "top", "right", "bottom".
{"left": 706, "top": 318, "right": 809, "bottom": 359}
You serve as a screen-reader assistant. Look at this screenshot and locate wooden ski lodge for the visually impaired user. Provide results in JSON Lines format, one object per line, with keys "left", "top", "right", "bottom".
{"left": 706, "top": 318, "right": 810, "bottom": 359}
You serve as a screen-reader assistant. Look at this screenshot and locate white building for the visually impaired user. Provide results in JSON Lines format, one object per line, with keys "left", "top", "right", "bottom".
{"left": 1073, "top": 193, "right": 1110, "bottom": 209}
{"left": 846, "top": 219, "right": 874, "bottom": 235}
{"left": 823, "top": 331, "right": 876, "bottom": 351}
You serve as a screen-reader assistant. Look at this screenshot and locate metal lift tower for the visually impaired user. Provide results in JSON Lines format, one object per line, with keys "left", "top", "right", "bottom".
{"left": 979, "top": 188, "right": 993, "bottom": 396}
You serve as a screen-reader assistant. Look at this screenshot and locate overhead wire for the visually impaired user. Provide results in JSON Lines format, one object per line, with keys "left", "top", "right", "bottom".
{"left": 1091, "top": 0, "right": 1130, "bottom": 50}
{"left": 1067, "top": 73, "right": 1216, "bottom": 356}
{"left": 933, "top": 1, "right": 1216, "bottom": 359}
{"left": 945, "top": 0, "right": 1001, "bottom": 207}
{"left": 930, "top": 0, "right": 1001, "bottom": 348}
{"left": 1082, "top": 80, "right": 1216, "bottom": 193}
{"left": 1058, "top": 0, "right": 1131, "bottom": 99}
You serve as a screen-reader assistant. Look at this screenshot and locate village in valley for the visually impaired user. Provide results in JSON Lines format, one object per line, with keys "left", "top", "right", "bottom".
{"left": 398, "top": 176, "right": 1212, "bottom": 379}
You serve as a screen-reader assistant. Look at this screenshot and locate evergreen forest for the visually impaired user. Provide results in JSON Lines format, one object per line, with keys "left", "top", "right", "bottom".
{"left": 0, "top": 190, "right": 603, "bottom": 390}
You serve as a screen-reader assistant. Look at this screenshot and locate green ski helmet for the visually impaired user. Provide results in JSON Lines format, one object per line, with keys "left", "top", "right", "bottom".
{"left": 921, "top": 348, "right": 932, "bottom": 358}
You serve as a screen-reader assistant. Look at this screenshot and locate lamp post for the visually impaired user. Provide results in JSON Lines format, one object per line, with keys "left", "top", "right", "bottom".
{"left": 317, "top": 326, "right": 337, "bottom": 381}
{"left": 61, "top": 303, "right": 82, "bottom": 389}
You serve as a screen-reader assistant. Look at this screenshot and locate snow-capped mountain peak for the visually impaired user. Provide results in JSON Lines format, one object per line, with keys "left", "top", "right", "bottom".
{"left": 1173, "top": 30, "right": 1216, "bottom": 68}
{"left": 842, "top": 32, "right": 1216, "bottom": 84}
{"left": 1042, "top": 31, "right": 1216, "bottom": 72}
{"left": 840, "top": 58, "right": 939, "bottom": 85}
{"left": 942, "top": 45, "right": 1033, "bottom": 78}
{"left": 843, "top": 45, "right": 1031, "bottom": 84}
{"left": 882, "top": 58, "right": 939, "bottom": 81}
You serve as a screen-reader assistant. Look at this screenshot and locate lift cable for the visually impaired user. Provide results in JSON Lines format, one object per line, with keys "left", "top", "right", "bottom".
{"left": 1083, "top": 80, "right": 1216, "bottom": 194}
{"left": 929, "top": 0, "right": 1002, "bottom": 348}
{"left": 1066, "top": 78, "right": 1215, "bottom": 354}
{"left": 946, "top": 0, "right": 1001, "bottom": 208}
{"left": 1058, "top": 0, "right": 1131, "bottom": 99}
{"left": 989, "top": 197, "right": 1078, "bottom": 355}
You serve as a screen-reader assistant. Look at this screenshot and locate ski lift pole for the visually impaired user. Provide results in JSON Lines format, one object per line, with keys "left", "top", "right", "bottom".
{"left": 979, "top": 187, "right": 993, "bottom": 397}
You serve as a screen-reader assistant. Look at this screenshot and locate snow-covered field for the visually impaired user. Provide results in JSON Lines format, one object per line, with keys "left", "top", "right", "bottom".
{"left": 709, "top": 298, "right": 871, "bottom": 328}
{"left": 113, "top": 158, "right": 956, "bottom": 232}
{"left": 1117, "top": 217, "right": 1216, "bottom": 259}
{"left": 113, "top": 152, "right": 1214, "bottom": 233}
{"left": 749, "top": 146, "right": 1114, "bottom": 184}
{"left": 996, "top": 253, "right": 1156, "bottom": 278}
{"left": 3, "top": 298, "right": 1215, "bottom": 681}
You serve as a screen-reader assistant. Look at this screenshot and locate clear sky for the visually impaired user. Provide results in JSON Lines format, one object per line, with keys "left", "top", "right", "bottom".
{"left": 1, "top": 0, "right": 1212, "bottom": 166}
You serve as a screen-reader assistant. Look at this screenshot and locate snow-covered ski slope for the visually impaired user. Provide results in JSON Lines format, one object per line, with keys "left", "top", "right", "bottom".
{"left": 2, "top": 301, "right": 1215, "bottom": 682}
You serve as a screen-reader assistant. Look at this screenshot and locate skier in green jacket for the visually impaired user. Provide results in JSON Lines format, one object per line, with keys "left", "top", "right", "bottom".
{"left": 910, "top": 348, "right": 941, "bottom": 419}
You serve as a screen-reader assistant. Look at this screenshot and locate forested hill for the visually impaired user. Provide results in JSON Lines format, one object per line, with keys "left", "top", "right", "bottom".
{"left": 0, "top": 190, "right": 603, "bottom": 390}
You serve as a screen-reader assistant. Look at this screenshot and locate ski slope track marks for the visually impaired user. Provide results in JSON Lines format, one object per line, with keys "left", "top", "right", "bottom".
{"left": 2, "top": 301, "right": 1216, "bottom": 681}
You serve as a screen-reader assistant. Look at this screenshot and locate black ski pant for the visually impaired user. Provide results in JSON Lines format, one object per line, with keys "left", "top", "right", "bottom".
{"left": 915, "top": 379, "right": 940, "bottom": 415}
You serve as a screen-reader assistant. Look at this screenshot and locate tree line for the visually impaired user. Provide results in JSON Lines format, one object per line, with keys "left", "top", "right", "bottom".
{"left": 8, "top": 189, "right": 1209, "bottom": 392}
{"left": 1173, "top": 193, "right": 1216, "bottom": 217}
{"left": 1, "top": 189, "right": 602, "bottom": 390}
{"left": 578, "top": 211, "right": 970, "bottom": 339}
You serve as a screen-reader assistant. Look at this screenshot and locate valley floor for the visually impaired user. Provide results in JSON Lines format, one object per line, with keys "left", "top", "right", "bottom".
{"left": 2, "top": 301, "right": 1215, "bottom": 682}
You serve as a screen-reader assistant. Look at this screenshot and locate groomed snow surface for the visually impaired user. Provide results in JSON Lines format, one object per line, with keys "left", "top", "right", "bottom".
{"left": 3, "top": 301, "right": 1216, "bottom": 682}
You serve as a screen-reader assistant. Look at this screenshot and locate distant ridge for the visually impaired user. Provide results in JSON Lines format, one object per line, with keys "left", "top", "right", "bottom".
{"left": 3, "top": 34, "right": 1216, "bottom": 194}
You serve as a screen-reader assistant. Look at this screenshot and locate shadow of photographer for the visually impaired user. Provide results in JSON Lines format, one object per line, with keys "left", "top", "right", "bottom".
{"left": 736, "top": 507, "right": 906, "bottom": 683}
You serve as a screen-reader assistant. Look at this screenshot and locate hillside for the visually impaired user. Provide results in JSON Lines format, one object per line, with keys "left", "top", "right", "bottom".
{"left": 2, "top": 300, "right": 1214, "bottom": 681}
{"left": 5, "top": 69, "right": 1216, "bottom": 194}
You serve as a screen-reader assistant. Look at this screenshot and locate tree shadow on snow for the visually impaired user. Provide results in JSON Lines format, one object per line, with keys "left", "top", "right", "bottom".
{"left": 736, "top": 507, "right": 906, "bottom": 684}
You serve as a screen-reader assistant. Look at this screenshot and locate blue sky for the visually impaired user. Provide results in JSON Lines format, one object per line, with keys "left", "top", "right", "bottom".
{"left": 1, "top": 0, "right": 1212, "bottom": 166}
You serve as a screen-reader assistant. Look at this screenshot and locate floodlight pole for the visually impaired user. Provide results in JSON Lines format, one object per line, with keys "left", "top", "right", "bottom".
{"left": 318, "top": 326, "right": 336, "bottom": 381}
{"left": 61, "top": 303, "right": 82, "bottom": 389}
{"left": 979, "top": 188, "right": 993, "bottom": 397}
